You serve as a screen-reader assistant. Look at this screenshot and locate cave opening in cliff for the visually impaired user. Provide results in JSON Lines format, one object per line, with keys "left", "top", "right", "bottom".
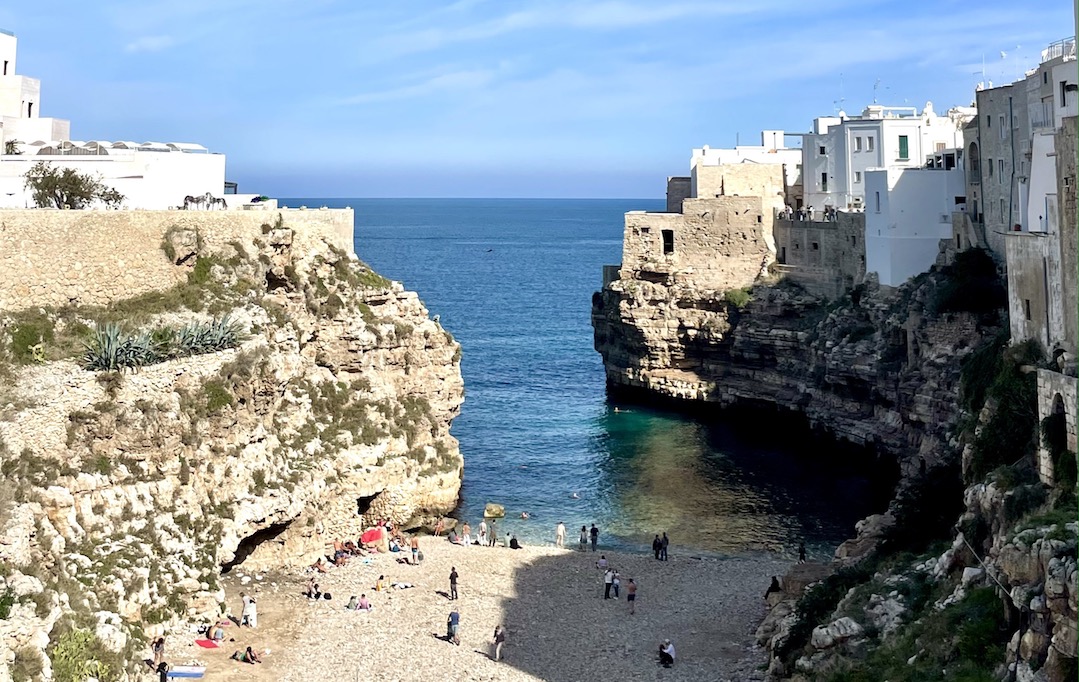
{"left": 356, "top": 493, "right": 382, "bottom": 518}
{"left": 221, "top": 520, "right": 292, "bottom": 574}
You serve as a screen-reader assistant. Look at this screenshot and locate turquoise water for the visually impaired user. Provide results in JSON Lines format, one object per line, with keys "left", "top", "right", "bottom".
{"left": 283, "top": 198, "right": 887, "bottom": 559}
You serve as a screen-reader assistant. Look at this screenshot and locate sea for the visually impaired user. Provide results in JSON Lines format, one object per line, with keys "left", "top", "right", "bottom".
{"left": 281, "top": 198, "right": 890, "bottom": 560}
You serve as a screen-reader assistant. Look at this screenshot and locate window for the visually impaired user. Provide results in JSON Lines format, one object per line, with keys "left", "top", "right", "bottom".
{"left": 26, "top": 102, "right": 32, "bottom": 117}
{"left": 2, "top": 60, "right": 7, "bottom": 76}
{"left": 851, "top": 235, "right": 857, "bottom": 247}
{"left": 874, "top": 191, "right": 881, "bottom": 213}
{"left": 780, "top": 246, "right": 787, "bottom": 263}
{"left": 998, "top": 159, "right": 1004, "bottom": 182}
{"left": 821, "top": 172, "right": 828, "bottom": 192}
{"left": 661, "top": 229, "right": 674, "bottom": 255}
{"left": 898, "top": 135, "right": 909, "bottom": 160}
{"left": 811, "top": 242, "right": 819, "bottom": 251}
{"left": 855, "top": 136, "right": 863, "bottom": 152}
{"left": 999, "top": 115, "right": 1006, "bottom": 139}
{"left": 1061, "top": 81, "right": 1069, "bottom": 107}
{"left": 854, "top": 171, "right": 862, "bottom": 183}
{"left": 1044, "top": 71, "right": 1049, "bottom": 85}
{"left": 1000, "top": 198, "right": 1006, "bottom": 222}
{"left": 1024, "top": 299, "right": 1032, "bottom": 320}
{"left": 936, "top": 142, "right": 946, "bottom": 152}
{"left": 819, "top": 146, "right": 826, "bottom": 155}
{"left": 988, "top": 157, "right": 993, "bottom": 177}
{"left": 867, "top": 137, "right": 874, "bottom": 151}
{"left": 986, "top": 115, "right": 991, "bottom": 127}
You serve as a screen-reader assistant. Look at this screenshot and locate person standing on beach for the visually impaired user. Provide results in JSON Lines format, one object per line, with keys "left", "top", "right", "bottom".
{"left": 660, "top": 532, "right": 669, "bottom": 561}
{"left": 462, "top": 522, "right": 472, "bottom": 546}
{"left": 579, "top": 526, "right": 588, "bottom": 551}
{"left": 478, "top": 519, "right": 488, "bottom": 546}
{"left": 627, "top": 578, "right": 637, "bottom": 614}
{"left": 555, "top": 521, "right": 566, "bottom": 548}
{"left": 491, "top": 625, "right": 506, "bottom": 661}
{"left": 612, "top": 571, "right": 621, "bottom": 598}
{"left": 151, "top": 637, "right": 165, "bottom": 667}
{"left": 447, "top": 609, "right": 461, "bottom": 645}
{"left": 590, "top": 524, "right": 599, "bottom": 552}
{"left": 410, "top": 535, "right": 420, "bottom": 565}
{"left": 449, "top": 567, "right": 459, "bottom": 600}
{"left": 652, "top": 534, "right": 661, "bottom": 560}
{"left": 603, "top": 568, "right": 614, "bottom": 599}
{"left": 488, "top": 519, "right": 497, "bottom": 546}
{"left": 434, "top": 518, "right": 445, "bottom": 537}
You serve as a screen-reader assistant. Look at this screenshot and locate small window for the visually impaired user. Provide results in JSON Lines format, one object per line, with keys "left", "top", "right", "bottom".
{"left": 1044, "top": 71, "right": 1049, "bottom": 85}
{"left": 867, "top": 137, "right": 874, "bottom": 151}
{"left": 854, "top": 171, "right": 862, "bottom": 183}
{"left": 821, "top": 172, "right": 828, "bottom": 192}
{"left": 956, "top": 234, "right": 961, "bottom": 249}
{"left": 811, "top": 242, "right": 819, "bottom": 251}
{"left": 874, "top": 191, "right": 881, "bottom": 213}
{"left": 819, "top": 145, "right": 826, "bottom": 155}
{"left": 998, "top": 159, "right": 1004, "bottom": 182}
{"left": 1024, "top": 299, "right": 1032, "bottom": 320}
{"left": 1061, "top": 81, "right": 1069, "bottom": 107}
{"left": 986, "top": 115, "right": 991, "bottom": 127}
{"left": 898, "top": 135, "right": 909, "bottom": 160}
{"left": 1, "top": 60, "right": 7, "bottom": 76}
{"left": 1000, "top": 198, "right": 1006, "bottom": 221}
{"left": 988, "top": 158, "right": 994, "bottom": 177}
{"left": 26, "top": 102, "right": 32, "bottom": 117}
{"left": 854, "top": 136, "right": 863, "bottom": 152}
{"left": 661, "top": 229, "right": 674, "bottom": 255}
{"left": 999, "top": 115, "right": 1006, "bottom": 140}
{"left": 852, "top": 235, "right": 857, "bottom": 247}
{"left": 935, "top": 142, "right": 946, "bottom": 152}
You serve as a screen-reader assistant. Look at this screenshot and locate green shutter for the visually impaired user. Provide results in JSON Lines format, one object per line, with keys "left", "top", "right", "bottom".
{"left": 898, "top": 136, "right": 909, "bottom": 160}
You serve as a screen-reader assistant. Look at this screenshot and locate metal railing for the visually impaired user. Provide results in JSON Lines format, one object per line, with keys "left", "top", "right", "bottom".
{"left": 1042, "top": 37, "right": 1076, "bottom": 63}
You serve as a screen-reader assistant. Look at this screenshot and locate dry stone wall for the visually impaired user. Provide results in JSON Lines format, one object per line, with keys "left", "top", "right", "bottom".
{"left": 0, "top": 208, "right": 353, "bottom": 310}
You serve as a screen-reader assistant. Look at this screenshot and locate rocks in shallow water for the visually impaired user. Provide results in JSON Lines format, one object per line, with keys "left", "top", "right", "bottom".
{"left": 483, "top": 503, "right": 505, "bottom": 518}
{"left": 810, "top": 616, "right": 864, "bottom": 649}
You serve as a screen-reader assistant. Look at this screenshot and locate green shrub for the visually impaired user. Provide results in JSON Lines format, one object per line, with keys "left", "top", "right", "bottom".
{"left": 723, "top": 287, "right": 752, "bottom": 310}
{"left": 201, "top": 381, "right": 234, "bottom": 415}
{"left": 0, "top": 586, "right": 14, "bottom": 619}
{"left": 48, "top": 625, "right": 120, "bottom": 682}
{"left": 9, "top": 313, "right": 55, "bottom": 364}
{"left": 966, "top": 341, "right": 1042, "bottom": 482}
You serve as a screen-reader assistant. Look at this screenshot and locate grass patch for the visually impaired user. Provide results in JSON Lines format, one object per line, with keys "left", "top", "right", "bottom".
{"left": 723, "top": 287, "right": 752, "bottom": 310}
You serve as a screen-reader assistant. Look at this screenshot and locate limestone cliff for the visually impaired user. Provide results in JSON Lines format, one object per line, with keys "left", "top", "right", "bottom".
{"left": 0, "top": 216, "right": 462, "bottom": 679}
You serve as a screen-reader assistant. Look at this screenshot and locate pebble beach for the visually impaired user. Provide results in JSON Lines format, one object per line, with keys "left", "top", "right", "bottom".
{"left": 169, "top": 536, "right": 791, "bottom": 682}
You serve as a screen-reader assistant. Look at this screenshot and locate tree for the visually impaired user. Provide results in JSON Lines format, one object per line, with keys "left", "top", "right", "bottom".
{"left": 23, "top": 161, "right": 125, "bottom": 209}
{"left": 3, "top": 139, "right": 22, "bottom": 155}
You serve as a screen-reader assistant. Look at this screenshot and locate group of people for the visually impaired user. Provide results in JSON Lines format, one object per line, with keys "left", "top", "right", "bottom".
{"left": 596, "top": 555, "right": 638, "bottom": 614}
{"left": 651, "top": 533, "right": 670, "bottom": 561}
{"left": 445, "top": 518, "right": 522, "bottom": 549}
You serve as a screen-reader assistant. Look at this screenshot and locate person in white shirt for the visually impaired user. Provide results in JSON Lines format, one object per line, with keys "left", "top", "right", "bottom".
{"left": 659, "top": 639, "right": 675, "bottom": 667}
{"left": 603, "top": 569, "right": 614, "bottom": 599}
{"left": 555, "top": 522, "right": 566, "bottom": 548}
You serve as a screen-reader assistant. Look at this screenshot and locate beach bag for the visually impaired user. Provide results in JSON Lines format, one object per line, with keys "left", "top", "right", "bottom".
{"left": 417, "top": 550, "right": 425, "bottom": 562}
{"left": 323, "top": 593, "right": 332, "bottom": 600}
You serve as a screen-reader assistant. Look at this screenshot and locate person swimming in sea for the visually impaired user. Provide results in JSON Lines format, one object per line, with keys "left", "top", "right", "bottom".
{"left": 520, "top": 512, "right": 530, "bottom": 519}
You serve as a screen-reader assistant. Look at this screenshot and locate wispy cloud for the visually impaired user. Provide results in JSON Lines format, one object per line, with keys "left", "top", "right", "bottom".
{"left": 124, "top": 35, "right": 176, "bottom": 53}
{"left": 342, "top": 68, "right": 498, "bottom": 104}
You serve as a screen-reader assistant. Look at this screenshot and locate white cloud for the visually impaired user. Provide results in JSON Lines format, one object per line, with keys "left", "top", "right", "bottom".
{"left": 341, "top": 68, "right": 497, "bottom": 104}
{"left": 124, "top": 35, "right": 176, "bottom": 53}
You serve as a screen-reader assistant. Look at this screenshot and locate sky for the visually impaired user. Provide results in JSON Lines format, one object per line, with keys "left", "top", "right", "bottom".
{"left": 0, "top": 1, "right": 1074, "bottom": 198}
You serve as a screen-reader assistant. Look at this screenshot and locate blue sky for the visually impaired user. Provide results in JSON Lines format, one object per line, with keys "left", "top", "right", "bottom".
{"left": 0, "top": 1, "right": 1073, "bottom": 197}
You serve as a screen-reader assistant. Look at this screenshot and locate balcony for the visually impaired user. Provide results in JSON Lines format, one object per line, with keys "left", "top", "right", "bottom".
{"left": 1031, "top": 115, "right": 1056, "bottom": 132}
{"left": 1041, "top": 37, "right": 1077, "bottom": 63}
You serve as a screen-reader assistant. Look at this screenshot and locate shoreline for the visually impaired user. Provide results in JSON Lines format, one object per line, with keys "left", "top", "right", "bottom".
{"left": 168, "top": 537, "right": 791, "bottom": 681}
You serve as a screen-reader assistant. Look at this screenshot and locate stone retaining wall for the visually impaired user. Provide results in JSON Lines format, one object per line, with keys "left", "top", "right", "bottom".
{"left": 1036, "top": 369, "right": 1078, "bottom": 485}
{"left": 0, "top": 207, "right": 353, "bottom": 311}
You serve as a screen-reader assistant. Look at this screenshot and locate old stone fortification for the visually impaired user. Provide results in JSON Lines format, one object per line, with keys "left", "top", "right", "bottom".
{"left": 773, "top": 213, "right": 866, "bottom": 299}
{"left": 0, "top": 208, "right": 352, "bottom": 310}
{"left": 0, "top": 213, "right": 462, "bottom": 679}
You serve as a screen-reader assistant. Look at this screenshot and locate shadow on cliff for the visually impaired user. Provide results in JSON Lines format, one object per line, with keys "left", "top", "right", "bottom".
{"left": 490, "top": 546, "right": 785, "bottom": 681}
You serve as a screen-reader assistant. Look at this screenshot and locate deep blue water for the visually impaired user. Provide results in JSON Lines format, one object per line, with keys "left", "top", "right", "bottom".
{"left": 281, "top": 198, "right": 886, "bottom": 559}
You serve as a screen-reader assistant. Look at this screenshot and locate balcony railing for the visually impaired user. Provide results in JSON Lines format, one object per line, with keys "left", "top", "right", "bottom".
{"left": 1042, "top": 37, "right": 1076, "bottom": 63}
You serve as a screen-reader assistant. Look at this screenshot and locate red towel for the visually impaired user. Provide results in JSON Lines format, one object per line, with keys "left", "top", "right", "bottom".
{"left": 194, "top": 639, "right": 219, "bottom": 649}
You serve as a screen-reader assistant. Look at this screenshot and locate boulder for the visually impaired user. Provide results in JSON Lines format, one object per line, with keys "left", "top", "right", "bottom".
{"left": 483, "top": 503, "right": 505, "bottom": 519}
{"left": 811, "top": 617, "right": 864, "bottom": 649}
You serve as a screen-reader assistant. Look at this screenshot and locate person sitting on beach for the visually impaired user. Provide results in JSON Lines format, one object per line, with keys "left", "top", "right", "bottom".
{"left": 357, "top": 594, "right": 372, "bottom": 612}
{"left": 375, "top": 575, "right": 388, "bottom": 592}
{"left": 596, "top": 555, "right": 608, "bottom": 570}
{"left": 389, "top": 537, "right": 402, "bottom": 552}
{"left": 765, "top": 576, "right": 782, "bottom": 599}
{"left": 346, "top": 595, "right": 358, "bottom": 610}
{"left": 509, "top": 535, "right": 521, "bottom": 550}
{"left": 434, "top": 518, "right": 445, "bottom": 537}
{"left": 208, "top": 623, "right": 225, "bottom": 642}
{"left": 231, "top": 646, "right": 262, "bottom": 664}
{"left": 311, "top": 558, "right": 328, "bottom": 573}
{"left": 305, "top": 578, "right": 321, "bottom": 600}
{"left": 658, "top": 639, "right": 675, "bottom": 668}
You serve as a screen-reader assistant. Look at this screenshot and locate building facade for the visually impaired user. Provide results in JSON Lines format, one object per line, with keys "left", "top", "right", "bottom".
{"left": 0, "top": 29, "right": 228, "bottom": 209}
{"left": 802, "top": 103, "right": 974, "bottom": 212}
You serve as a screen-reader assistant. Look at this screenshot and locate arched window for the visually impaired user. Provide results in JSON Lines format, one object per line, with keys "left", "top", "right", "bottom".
{"left": 968, "top": 141, "right": 980, "bottom": 174}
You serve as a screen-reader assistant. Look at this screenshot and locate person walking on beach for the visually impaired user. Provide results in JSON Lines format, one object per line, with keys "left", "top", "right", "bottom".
{"left": 555, "top": 521, "right": 566, "bottom": 548}
{"left": 603, "top": 568, "right": 614, "bottom": 599}
{"left": 612, "top": 571, "right": 621, "bottom": 598}
{"left": 627, "top": 578, "right": 637, "bottom": 614}
{"left": 447, "top": 609, "right": 461, "bottom": 645}
{"left": 462, "top": 522, "right": 472, "bottom": 546}
{"left": 590, "top": 524, "right": 599, "bottom": 552}
{"left": 488, "top": 519, "right": 498, "bottom": 546}
{"left": 410, "top": 535, "right": 420, "bottom": 565}
{"left": 478, "top": 519, "right": 488, "bottom": 546}
{"left": 652, "top": 534, "right": 661, "bottom": 560}
{"left": 660, "top": 532, "right": 669, "bottom": 561}
{"left": 579, "top": 526, "right": 588, "bottom": 551}
{"left": 449, "top": 567, "right": 459, "bottom": 600}
{"left": 491, "top": 625, "right": 506, "bottom": 661}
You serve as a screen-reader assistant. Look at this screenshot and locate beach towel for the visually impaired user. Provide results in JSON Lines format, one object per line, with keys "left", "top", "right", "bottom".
{"left": 360, "top": 527, "right": 383, "bottom": 544}
{"left": 167, "top": 665, "right": 206, "bottom": 679}
{"left": 194, "top": 639, "right": 219, "bottom": 649}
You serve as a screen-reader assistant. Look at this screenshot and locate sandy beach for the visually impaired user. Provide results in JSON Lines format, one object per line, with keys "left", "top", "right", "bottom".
{"left": 163, "top": 537, "right": 790, "bottom": 682}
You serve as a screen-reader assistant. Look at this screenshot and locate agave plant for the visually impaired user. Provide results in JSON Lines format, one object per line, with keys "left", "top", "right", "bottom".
{"left": 204, "top": 314, "right": 245, "bottom": 351}
{"left": 117, "top": 330, "right": 162, "bottom": 369}
{"left": 82, "top": 323, "right": 125, "bottom": 371}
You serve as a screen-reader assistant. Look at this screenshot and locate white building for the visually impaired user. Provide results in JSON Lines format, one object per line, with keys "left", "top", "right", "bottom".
{"left": 0, "top": 29, "right": 229, "bottom": 209}
{"left": 690, "top": 130, "right": 803, "bottom": 199}
{"left": 865, "top": 147, "right": 967, "bottom": 287}
{"left": 802, "top": 103, "right": 975, "bottom": 212}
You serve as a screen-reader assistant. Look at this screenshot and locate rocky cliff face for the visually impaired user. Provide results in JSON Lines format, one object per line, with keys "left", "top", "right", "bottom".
{"left": 593, "top": 265, "right": 991, "bottom": 481}
{"left": 0, "top": 222, "right": 462, "bottom": 679}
